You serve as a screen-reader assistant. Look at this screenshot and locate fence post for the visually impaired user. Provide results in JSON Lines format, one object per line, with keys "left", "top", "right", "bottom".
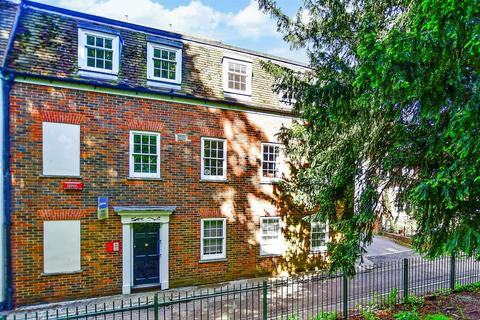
{"left": 343, "top": 274, "right": 348, "bottom": 320}
{"left": 154, "top": 293, "right": 159, "bottom": 320}
{"left": 403, "top": 258, "right": 409, "bottom": 302}
{"left": 262, "top": 280, "right": 268, "bottom": 320}
{"left": 450, "top": 253, "right": 456, "bottom": 291}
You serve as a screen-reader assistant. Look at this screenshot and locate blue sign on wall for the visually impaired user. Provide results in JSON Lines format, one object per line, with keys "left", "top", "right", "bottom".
{"left": 98, "top": 196, "right": 109, "bottom": 220}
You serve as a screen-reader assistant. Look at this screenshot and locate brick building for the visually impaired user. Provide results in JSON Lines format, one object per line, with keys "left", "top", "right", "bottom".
{"left": 0, "top": 0, "right": 329, "bottom": 307}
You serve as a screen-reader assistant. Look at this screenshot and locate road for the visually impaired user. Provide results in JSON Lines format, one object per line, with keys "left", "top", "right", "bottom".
{"left": 365, "top": 235, "right": 413, "bottom": 257}
{"left": 364, "top": 236, "right": 417, "bottom": 265}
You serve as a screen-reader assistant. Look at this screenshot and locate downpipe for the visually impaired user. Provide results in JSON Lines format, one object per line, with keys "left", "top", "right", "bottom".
{"left": 0, "top": 70, "right": 14, "bottom": 310}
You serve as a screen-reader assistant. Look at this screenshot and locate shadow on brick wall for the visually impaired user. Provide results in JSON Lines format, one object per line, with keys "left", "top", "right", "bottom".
{"left": 205, "top": 109, "right": 330, "bottom": 279}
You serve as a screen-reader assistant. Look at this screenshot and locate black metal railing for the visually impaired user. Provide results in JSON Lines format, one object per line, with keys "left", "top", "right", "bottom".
{"left": 5, "top": 254, "right": 480, "bottom": 320}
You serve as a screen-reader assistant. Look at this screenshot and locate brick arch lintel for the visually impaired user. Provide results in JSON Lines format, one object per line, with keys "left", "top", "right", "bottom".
{"left": 40, "top": 110, "right": 86, "bottom": 124}
{"left": 39, "top": 209, "right": 92, "bottom": 220}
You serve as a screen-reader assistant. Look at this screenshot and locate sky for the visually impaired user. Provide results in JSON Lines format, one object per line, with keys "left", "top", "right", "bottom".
{"left": 35, "top": 0, "right": 309, "bottom": 63}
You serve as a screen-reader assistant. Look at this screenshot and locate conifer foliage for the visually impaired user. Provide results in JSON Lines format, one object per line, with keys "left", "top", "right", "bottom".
{"left": 258, "top": 0, "right": 480, "bottom": 274}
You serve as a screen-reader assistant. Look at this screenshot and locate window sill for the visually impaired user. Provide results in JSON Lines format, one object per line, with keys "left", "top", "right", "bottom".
{"left": 200, "top": 179, "right": 228, "bottom": 183}
{"left": 78, "top": 70, "right": 118, "bottom": 80}
{"left": 42, "top": 269, "right": 82, "bottom": 276}
{"left": 224, "top": 91, "right": 252, "bottom": 101}
{"left": 40, "top": 175, "right": 82, "bottom": 179}
{"left": 310, "top": 249, "right": 327, "bottom": 255}
{"left": 127, "top": 177, "right": 163, "bottom": 181}
{"left": 147, "top": 80, "right": 181, "bottom": 91}
{"left": 199, "top": 258, "right": 227, "bottom": 263}
{"left": 259, "top": 254, "right": 282, "bottom": 258}
{"left": 260, "top": 180, "right": 282, "bottom": 185}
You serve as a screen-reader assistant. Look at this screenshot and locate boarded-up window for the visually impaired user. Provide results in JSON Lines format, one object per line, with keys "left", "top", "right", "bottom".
{"left": 43, "top": 221, "right": 81, "bottom": 274}
{"left": 42, "top": 122, "right": 80, "bottom": 176}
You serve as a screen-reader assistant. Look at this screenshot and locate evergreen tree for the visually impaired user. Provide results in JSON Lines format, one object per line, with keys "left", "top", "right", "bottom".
{"left": 258, "top": 0, "right": 480, "bottom": 274}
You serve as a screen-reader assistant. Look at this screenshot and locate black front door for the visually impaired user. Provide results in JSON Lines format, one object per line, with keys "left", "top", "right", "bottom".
{"left": 133, "top": 224, "right": 160, "bottom": 286}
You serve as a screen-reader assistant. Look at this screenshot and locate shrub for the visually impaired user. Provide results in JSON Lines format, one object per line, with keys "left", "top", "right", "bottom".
{"left": 404, "top": 295, "right": 425, "bottom": 307}
{"left": 423, "top": 315, "right": 452, "bottom": 320}
{"left": 393, "top": 310, "right": 420, "bottom": 320}
{"left": 360, "top": 310, "right": 378, "bottom": 320}
{"left": 454, "top": 281, "right": 480, "bottom": 292}
{"left": 310, "top": 311, "right": 338, "bottom": 320}
{"left": 387, "top": 288, "right": 399, "bottom": 308}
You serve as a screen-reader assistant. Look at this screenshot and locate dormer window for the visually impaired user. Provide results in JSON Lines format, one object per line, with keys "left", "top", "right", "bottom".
{"left": 86, "top": 34, "right": 113, "bottom": 70}
{"left": 78, "top": 28, "right": 119, "bottom": 76}
{"left": 279, "top": 89, "right": 297, "bottom": 108}
{"left": 222, "top": 54, "right": 252, "bottom": 99}
{"left": 147, "top": 40, "right": 182, "bottom": 88}
{"left": 227, "top": 61, "right": 247, "bottom": 91}
{"left": 152, "top": 47, "right": 178, "bottom": 80}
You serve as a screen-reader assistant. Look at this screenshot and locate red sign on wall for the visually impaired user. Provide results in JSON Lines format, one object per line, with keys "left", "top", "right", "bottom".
{"left": 106, "top": 240, "right": 121, "bottom": 253}
{"left": 61, "top": 181, "right": 83, "bottom": 190}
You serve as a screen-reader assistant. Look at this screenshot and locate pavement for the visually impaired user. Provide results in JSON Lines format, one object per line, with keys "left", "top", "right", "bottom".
{"left": 7, "top": 237, "right": 476, "bottom": 320}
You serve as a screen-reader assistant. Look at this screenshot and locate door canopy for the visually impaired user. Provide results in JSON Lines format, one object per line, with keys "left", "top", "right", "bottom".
{"left": 114, "top": 206, "right": 176, "bottom": 224}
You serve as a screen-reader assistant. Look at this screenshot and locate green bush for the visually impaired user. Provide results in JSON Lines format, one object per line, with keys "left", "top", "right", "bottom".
{"left": 310, "top": 312, "right": 338, "bottom": 320}
{"left": 454, "top": 281, "right": 480, "bottom": 292}
{"left": 360, "top": 310, "right": 378, "bottom": 320}
{"left": 404, "top": 295, "right": 425, "bottom": 307}
{"left": 387, "top": 288, "right": 399, "bottom": 308}
{"left": 423, "top": 315, "right": 452, "bottom": 320}
{"left": 394, "top": 310, "right": 420, "bottom": 320}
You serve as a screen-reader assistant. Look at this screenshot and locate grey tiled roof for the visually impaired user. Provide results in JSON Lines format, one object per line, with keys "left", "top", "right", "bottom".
{"left": 5, "top": 0, "right": 305, "bottom": 113}
{"left": 0, "top": 0, "right": 19, "bottom": 66}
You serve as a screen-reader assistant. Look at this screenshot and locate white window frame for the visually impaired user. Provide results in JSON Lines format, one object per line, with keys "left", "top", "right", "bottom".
{"left": 259, "top": 217, "right": 284, "bottom": 256}
{"left": 310, "top": 221, "right": 329, "bottom": 253}
{"left": 200, "top": 218, "right": 227, "bottom": 261}
{"left": 129, "top": 131, "right": 161, "bottom": 179}
{"left": 147, "top": 43, "right": 182, "bottom": 85}
{"left": 260, "top": 143, "right": 284, "bottom": 183}
{"left": 278, "top": 90, "right": 297, "bottom": 108}
{"left": 222, "top": 57, "right": 252, "bottom": 96}
{"left": 78, "top": 28, "right": 120, "bottom": 75}
{"left": 42, "top": 122, "right": 80, "bottom": 177}
{"left": 201, "top": 137, "right": 227, "bottom": 181}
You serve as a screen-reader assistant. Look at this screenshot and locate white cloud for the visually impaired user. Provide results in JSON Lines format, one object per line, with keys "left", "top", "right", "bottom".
{"left": 54, "top": 0, "right": 276, "bottom": 41}
{"left": 227, "top": 1, "right": 278, "bottom": 39}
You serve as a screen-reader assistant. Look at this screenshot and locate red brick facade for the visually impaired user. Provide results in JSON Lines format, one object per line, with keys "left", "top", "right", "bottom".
{"left": 8, "top": 82, "right": 324, "bottom": 306}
